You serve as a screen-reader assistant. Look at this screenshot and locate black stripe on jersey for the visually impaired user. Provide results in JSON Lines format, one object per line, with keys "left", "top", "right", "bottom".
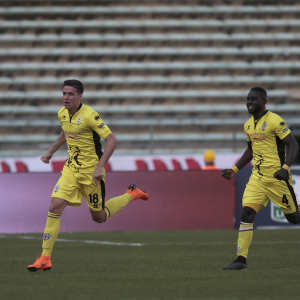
{"left": 100, "top": 179, "right": 106, "bottom": 210}
{"left": 69, "top": 102, "right": 82, "bottom": 122}
{"left": 275, "top": 135, "right": 286, "bottom": 167}
{"left": 238, "top": 229, "right": 253, "bottom": 232}
{"left": 254, "top": 110, "right": 268, "bottom": 129}
{"left": 285, "top": 179, "right": 298, "bottom": 212}
{"left": 92, "top": 130, "right": 103, "bottom": 160}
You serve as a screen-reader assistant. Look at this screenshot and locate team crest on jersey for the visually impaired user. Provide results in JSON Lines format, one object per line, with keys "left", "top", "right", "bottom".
{"left": 77, "top": 117, "right": 82, "bottom": 125}
{"left": 262, "top": 122, "right": 267, "bottom": 131}
{"left": 95, "top": 115, "right": 100, "bottom": 120}
{"left": 43, "top": 233, "right": 52, "bottom": 241}
{"left": 54, "top": 185, "right": 60, "bottom": 192}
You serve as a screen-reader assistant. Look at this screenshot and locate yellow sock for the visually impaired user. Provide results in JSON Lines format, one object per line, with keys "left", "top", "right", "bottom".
{"left": 236, "top": 222, "right": 253, "bottom": 258}
{"left": 42, "top": 212, "right": 61, "bottom": 256}
{"left": 104, "top": 194, "right": 133, "bottom": 220}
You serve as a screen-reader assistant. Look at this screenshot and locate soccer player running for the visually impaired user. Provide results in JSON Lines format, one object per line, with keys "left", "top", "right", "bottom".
{"left": 28, "top": 79, "right": 149, "bottom": 272}
{"left": 222, "top": 87, "right": 299, "bottom": 270}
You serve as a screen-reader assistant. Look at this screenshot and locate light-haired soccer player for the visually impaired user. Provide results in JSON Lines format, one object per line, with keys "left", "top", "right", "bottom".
{"left": 222, "top": 87, "right": 299, "bottom": 270}
{"left": 27, "top": 79, "right": 149, "bottom": 272}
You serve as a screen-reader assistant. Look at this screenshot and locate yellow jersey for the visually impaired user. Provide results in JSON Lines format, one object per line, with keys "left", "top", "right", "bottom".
{"left": 244, "top": 110, "right": 291, "bottom": 182}
{"left": 58, "top": 103, "right": 112, "bottom": 173}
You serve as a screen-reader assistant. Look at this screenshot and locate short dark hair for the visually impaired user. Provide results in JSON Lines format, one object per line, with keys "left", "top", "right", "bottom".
{"left": 249, "top": 87, "right": 267, "bottom": 98}
{"left": 63, "top": 79, "right": 84, "bottom": 94}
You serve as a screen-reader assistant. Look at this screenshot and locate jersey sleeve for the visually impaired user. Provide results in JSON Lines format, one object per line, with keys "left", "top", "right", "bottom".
{"left": 272, "top": 114, "right": 291, "bottom": 140}
{"left": 87, "top": 110, "right": 112, "bottom": 139}
{"left": 57, "top": 108, "right": 64, "bottom": 124}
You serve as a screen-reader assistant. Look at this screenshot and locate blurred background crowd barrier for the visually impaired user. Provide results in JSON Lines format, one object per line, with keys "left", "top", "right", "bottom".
{"left": 0, "top": 170, "right": 235, "bottom": 233}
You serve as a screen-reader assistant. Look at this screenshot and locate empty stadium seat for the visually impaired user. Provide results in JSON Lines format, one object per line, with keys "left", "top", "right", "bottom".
{"left": 171, "top": 159, "right": 182, "bottom": 171}
{"left": 15, "top": 161, "right": 28, "bottom": 172}
{"left": 1, "top": 162, "right": 10, "bottom": 172}
{"left": 0, "top": 1, "right": 299, "bottom": 156}
{"left": 186, "top": 159, "right": 201, "bottom": 170}
{"left": 135, "top": 160, "right": 148, "bottom": 171}
{"left": 153, "top": 159, "right": 168, "bottom": 171}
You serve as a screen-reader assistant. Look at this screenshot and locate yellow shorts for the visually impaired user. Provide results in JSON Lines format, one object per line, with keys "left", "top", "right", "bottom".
{"left": 243, "top": 175, "right": 297, "bottom": 214}
{"left": 51, "top": 166, "right": 106, "bottom": 211}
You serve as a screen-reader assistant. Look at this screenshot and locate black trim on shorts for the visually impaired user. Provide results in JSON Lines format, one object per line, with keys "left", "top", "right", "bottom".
{"left": 100, "top": 179, "right": 106, "bottom": 210}
{"left": 239, "top": 229, "right": 253, "bottom": 232}
{"left": 284, "top": 179, "right": 298, "bottom": 212}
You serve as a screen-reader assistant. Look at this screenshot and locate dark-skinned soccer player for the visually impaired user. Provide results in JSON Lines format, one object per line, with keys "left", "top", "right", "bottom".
{"left": 222, "top": 87, "right": 299, "bottom": 270}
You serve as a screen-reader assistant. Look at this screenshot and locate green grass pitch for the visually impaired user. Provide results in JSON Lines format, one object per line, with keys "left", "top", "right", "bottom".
{"left": 1, "top": 229, "right": 300, "bottom": 300}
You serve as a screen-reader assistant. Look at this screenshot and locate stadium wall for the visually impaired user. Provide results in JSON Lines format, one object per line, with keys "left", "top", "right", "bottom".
{"left": 0, "top": 171, "right": 235, "bottom": 234}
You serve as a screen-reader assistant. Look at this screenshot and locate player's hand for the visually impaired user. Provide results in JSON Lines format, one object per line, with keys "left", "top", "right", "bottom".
{"left": 273, "top": 168, "right": 289, "bottom": 181}
{"left": 221, "top": 169, "right": 236, "bottom": 180}
{"left": 92, "top": 167, "right": 104, "bottom": 186}
{"left": 40, "top": 152, "right": 53, "bottom": 164}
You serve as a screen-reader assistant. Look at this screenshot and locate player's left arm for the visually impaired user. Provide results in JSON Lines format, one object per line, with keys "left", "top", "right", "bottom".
{"left": 92, "top": 133, "right": 118, "bottom": 186}
{"left": 273, "top": 133, "right": 299, "bottom": 180}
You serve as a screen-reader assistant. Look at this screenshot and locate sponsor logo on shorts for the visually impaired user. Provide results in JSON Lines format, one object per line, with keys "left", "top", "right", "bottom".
{"left": 54, "top": 185, "right": 60, "bottom": 192}
{"left": 271, "top": 202, "right": 289, "bottom": 223}
{"left": 262, "top": 122, "right": 267, "bottom": 131}
{"left": 43, "top": 233, "right": 52, "bottom": 241}
{"left": 236, "top": 247, "right": 241, "bottom": 254}
{"left": 98, "top": 123, "right": 105, "bottom": 128}
{"left": 77, "top": 117, "right": 82, "bottom": 125}
{"left": 283, "top": 127, "right": 289, "bottom": 133}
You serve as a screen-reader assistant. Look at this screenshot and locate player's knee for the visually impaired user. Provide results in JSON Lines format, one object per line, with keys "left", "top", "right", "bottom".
{"left": 286, "top": 217, "right": 300, "bottom": 224}
{"left": 92, "top": 215, "right": 106, "bottom": 223}
{"left": 241, "top": 206, "right": 256, "bottom": 223}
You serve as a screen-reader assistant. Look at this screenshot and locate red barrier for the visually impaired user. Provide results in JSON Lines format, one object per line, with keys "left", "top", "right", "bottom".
{"left": 0, "top": 171, "right": 235, "bottom": 233}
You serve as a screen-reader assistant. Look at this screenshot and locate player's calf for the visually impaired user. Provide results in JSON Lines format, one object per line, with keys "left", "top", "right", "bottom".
{"left": 285, "top": 211, "right": 300, "bottom": 224}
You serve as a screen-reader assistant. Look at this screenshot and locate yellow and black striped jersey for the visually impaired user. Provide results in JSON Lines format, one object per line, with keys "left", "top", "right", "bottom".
{"left": 58, "top": 103, "right": 112, "bottom": 173}
{"left": 244, "top": 110, "right": 291, "bottom": 182}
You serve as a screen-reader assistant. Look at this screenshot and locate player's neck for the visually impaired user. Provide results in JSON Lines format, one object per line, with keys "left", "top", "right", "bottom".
{"left": 253, "top": 109, "right": 267, "bottom": 121}
{"left": 68, "top": 103, "right": 81, "bottom": 116}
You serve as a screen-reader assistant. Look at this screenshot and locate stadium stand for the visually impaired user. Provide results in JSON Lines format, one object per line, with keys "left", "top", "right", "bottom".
{"left": 0, "top": 0, "right": 299, "bottom": 156}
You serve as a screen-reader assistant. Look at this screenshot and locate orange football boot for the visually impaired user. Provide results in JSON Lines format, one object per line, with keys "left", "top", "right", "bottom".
{"left": 27, "top": 255, "right": 52, "bottom": 272}
{"left": 126, "top": 184, "right": 149, "bottom": 201}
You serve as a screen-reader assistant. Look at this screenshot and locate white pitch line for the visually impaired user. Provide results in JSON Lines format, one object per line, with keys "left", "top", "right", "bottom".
{"left": 1, "top": 234, "right": 300, "bottom": 246}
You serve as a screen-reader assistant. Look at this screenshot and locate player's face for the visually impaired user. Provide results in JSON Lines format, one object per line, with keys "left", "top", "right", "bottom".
{"left": 246, "top": 91, "right": 266, "bottom": 115}
{"left": 62, "top": 86, "right": 82, "bottom": 114}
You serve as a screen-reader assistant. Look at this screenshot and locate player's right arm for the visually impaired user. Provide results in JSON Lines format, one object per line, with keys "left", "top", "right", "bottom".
{"left": 41, "top": 130, "right": 66, "bottom": 164}
{"left": 222, "top": 141, "right": 253, "bottom": 180}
